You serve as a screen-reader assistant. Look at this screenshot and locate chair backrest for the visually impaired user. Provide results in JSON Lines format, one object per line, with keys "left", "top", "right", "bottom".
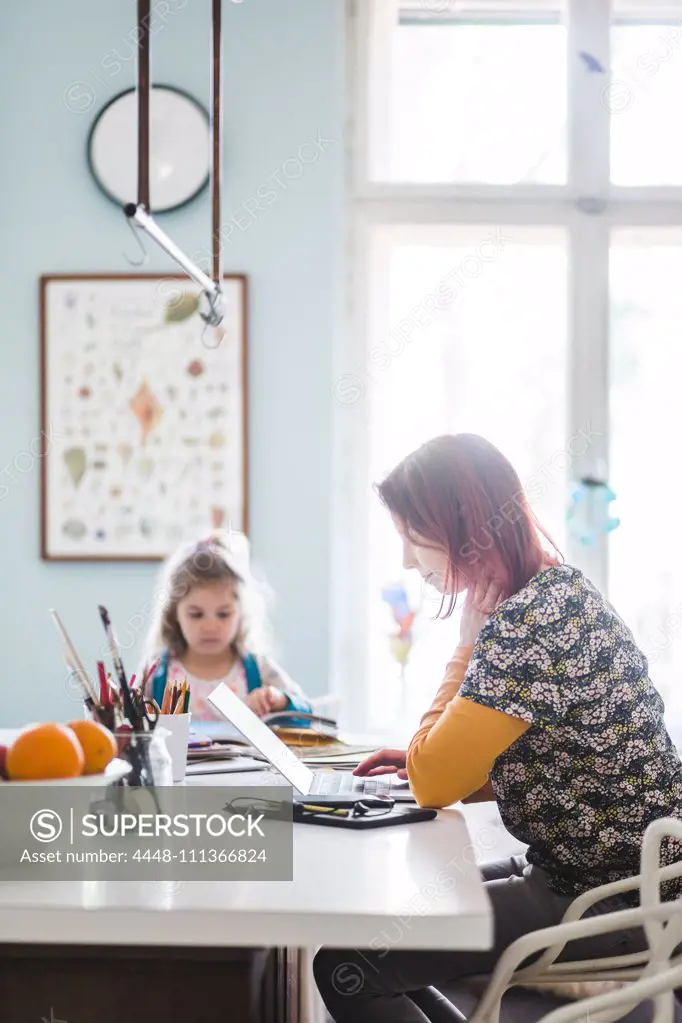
{"left": 469, "top": 817, "right": 682, "bottom": 1023}
{"left": 513, "top": 818, "right": 682, "bottom": 984}
{"left": 469, "top": 901, "right": 682, "bottom": 1023}
{"left": 537, "top": 958, "right": 682, "bottom": 1023}
{"left": 640, "top": 817, "right": 682, "bottom": 966}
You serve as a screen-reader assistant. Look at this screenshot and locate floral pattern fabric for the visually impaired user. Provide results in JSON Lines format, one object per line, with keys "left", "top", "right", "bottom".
{"left": 460, "top": 565, "right": 682, "bottom": 897}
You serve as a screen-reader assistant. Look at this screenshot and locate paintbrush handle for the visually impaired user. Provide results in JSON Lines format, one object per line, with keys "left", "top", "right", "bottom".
{"left": 98, "top": 605, "right": 138, "bottom": 727}
{"left": 64, "top": 655, "right": 95, "bottom": 703}
{"left": 98, "top": 606, "right": 126, "bottom": 683}
{"left": 50, "top": 609, "right": 98, "bottom": 702}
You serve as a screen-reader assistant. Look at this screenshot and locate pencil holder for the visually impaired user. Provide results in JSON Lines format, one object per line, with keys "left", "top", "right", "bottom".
{"left": 157, "top": 714, "right": 191, "bottom": 783}
{"left": 116, "top": 728, "right": 173, "bottom": 788}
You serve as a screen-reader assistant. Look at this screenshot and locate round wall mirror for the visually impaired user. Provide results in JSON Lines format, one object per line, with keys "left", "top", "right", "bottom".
{"left": 87, "top": 85, "right": 211, "bottom": 213}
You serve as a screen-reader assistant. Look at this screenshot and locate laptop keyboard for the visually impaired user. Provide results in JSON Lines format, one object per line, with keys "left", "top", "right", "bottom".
{"left": 310, "top": 771, "right": 395, "bottom": 796}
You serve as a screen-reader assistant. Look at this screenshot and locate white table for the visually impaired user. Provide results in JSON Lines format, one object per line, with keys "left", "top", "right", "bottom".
{"left": 0, "top": 808, "right": 492, "bottom": 949}
{"left": 0, "top": 768, "right": 496, "bottom": 1023}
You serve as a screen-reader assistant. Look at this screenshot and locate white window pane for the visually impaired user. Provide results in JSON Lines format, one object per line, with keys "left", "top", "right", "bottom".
{"left": 609, "top": 230, "right": 682, "bottom": 737}
{"left": 612, "top": 1, "right": 682, "bottom": 16}
{"left": 365, "top": 226, "right": 568, "bottom": 736}
{"left": 374, "top": 18, "right": 567, "bottom": 184}
{"left": 611, "top": 24, "right": 682, "bottom": 184}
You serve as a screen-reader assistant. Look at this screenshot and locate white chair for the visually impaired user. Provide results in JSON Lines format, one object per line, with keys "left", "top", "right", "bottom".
{"left": 539, "top": 957, "right": 682, "bottom": 1023}
{"left": 438, "top": 817, "right": 682, "bottom": 1023}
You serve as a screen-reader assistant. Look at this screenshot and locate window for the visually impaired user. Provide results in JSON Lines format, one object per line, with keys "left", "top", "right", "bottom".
{"left": 336, "top": 0, "right": 682, "bottom": 741}
{"left": 609, "top": 229, "right": 682, "bottom": 725}
{"left": 365, "top": 225, "right": 568, "bottom": 734}
{"left": 611, "top": 18, "right": 682, "bottom": 184}
{"left": 380, "top": 18, "right": 566, "bottom": 183}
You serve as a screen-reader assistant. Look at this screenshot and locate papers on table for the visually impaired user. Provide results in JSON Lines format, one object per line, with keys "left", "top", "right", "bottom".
{"left": 298, "top": 745, "right": 380, "bottom": 768}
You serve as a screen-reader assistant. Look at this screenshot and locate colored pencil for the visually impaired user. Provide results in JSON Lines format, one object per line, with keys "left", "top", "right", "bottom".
{"left": 174, "top": 680, "right": 187, "bottom": 714}
{"left": 138, "top": 658, "right": 159, "bottom": 693}
{"left": 161, "top": 680, "right": 172, "bottom": 714}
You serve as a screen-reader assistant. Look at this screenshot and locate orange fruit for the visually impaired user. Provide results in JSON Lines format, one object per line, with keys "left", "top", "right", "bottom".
{"left": 67, "top": 720, "right": 117, "bottom": 775}
{"left": 7, "top": 723, "right": 85, "bottom": 781}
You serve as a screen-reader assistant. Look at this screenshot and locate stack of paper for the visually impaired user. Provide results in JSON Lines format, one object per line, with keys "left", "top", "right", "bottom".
{"left": 189, "top": 721, "right": 249, "bottom": 744}
{"left": 185, "top": 756, "right": 266, "bottom": 777}
{"left": 186, "top": 744, "right": 244, "bottom": 763}
{"left": 299, "top": 745, "right": 379, "bottom": 768}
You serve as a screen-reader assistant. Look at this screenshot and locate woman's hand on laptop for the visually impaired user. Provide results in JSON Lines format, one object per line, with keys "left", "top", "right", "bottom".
{"left": 353, "top": 749, "right": 407, "bottom": 779}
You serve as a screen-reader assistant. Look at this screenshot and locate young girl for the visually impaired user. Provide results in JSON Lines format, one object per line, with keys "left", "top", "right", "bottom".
{"left": 314, "top": 432, "right": 682, "bottom": 1023}
{"left": 142, "top": 530, "right": 311, "bottom": 721}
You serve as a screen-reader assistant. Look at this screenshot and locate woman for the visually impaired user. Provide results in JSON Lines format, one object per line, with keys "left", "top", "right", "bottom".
{"left": 314, "top": 433, "right": 682, "bottom": 1023}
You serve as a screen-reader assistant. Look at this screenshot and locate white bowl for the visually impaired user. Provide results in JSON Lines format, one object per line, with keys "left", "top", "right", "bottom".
{"left": 0, "top": 757, "right": 131, "bottom": 786}
{"left": 0, "top": 759, "right": 134, "bottom": 874}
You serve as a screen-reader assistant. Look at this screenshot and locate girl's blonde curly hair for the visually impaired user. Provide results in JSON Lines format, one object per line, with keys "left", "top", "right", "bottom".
{"left": 144, "top": 530, "right": 271, "bottom": 663}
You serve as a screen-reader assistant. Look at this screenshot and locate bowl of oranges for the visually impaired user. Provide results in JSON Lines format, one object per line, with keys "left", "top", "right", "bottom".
{"left": 0, "top": 720, "right": 131, "bottom": 786}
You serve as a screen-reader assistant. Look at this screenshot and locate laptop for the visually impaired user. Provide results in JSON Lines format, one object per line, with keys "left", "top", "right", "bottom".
{"left": 206, "top": 682, "right": 416, "bottom": 803}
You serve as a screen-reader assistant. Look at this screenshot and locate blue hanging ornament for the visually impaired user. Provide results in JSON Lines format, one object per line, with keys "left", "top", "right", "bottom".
{"left": 566, "top": 477, "right": 620, "bottom": 547}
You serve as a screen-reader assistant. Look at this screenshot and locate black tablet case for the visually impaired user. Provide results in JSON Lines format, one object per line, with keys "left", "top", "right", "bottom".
{"left": 294, "top": 806, "right": 437, "bottom": 829}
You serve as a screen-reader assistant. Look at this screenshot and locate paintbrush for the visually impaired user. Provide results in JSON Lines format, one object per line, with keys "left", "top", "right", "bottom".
{"left": 50, "top": 608, "right": 98, "bottom": 703}
{"left": 63, "top": 654, "right": 96, "bottom": 714}
{"left": 62, "top": 654, "right": 115, "bottom": 731}
{"left": 97, "top": 604, "right": 139, "bottom": 728}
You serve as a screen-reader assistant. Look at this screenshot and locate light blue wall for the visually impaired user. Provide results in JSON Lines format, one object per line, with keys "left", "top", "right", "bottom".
{"left": 0, "top": 0, "right": 343, "bottom": 725}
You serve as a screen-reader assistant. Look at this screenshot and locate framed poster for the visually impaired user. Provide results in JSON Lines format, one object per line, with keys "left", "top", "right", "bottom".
{"left": 40, "top": 273, "right": 248, "bottom": 561}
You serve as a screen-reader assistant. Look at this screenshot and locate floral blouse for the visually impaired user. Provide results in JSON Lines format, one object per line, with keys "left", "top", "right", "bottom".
{"left": 460, "top": 564, "right": 682, "bottom": 896}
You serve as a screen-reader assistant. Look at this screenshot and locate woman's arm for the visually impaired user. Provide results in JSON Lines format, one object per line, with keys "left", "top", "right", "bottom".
{"left": 418, "top": 645, "right": 475, "bottom": 729}
{"left": 462, "top": 779, "right": 496, "bottom": 804}
{"left": 407, "top": 696, "right": 529, "bottom": 808}
{"left": 413, "top": 642, "right": 498, "bottom": 802}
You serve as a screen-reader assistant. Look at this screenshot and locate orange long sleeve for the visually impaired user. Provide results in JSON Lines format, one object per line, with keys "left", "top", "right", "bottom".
{"left": 407, "top": 645, "right": 530, "bottom": 809}
{"left": 416, "top": 645, "right": 475, "bottom": 731}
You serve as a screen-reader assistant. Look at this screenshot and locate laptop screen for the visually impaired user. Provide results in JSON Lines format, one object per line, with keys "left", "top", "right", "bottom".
{"left": 206, "top": 682, "right": 313, "bottom": 795}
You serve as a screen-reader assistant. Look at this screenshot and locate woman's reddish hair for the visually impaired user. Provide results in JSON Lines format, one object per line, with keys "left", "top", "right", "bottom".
{"left": 376, "top": 434, "right": 561, "bottom": 613}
